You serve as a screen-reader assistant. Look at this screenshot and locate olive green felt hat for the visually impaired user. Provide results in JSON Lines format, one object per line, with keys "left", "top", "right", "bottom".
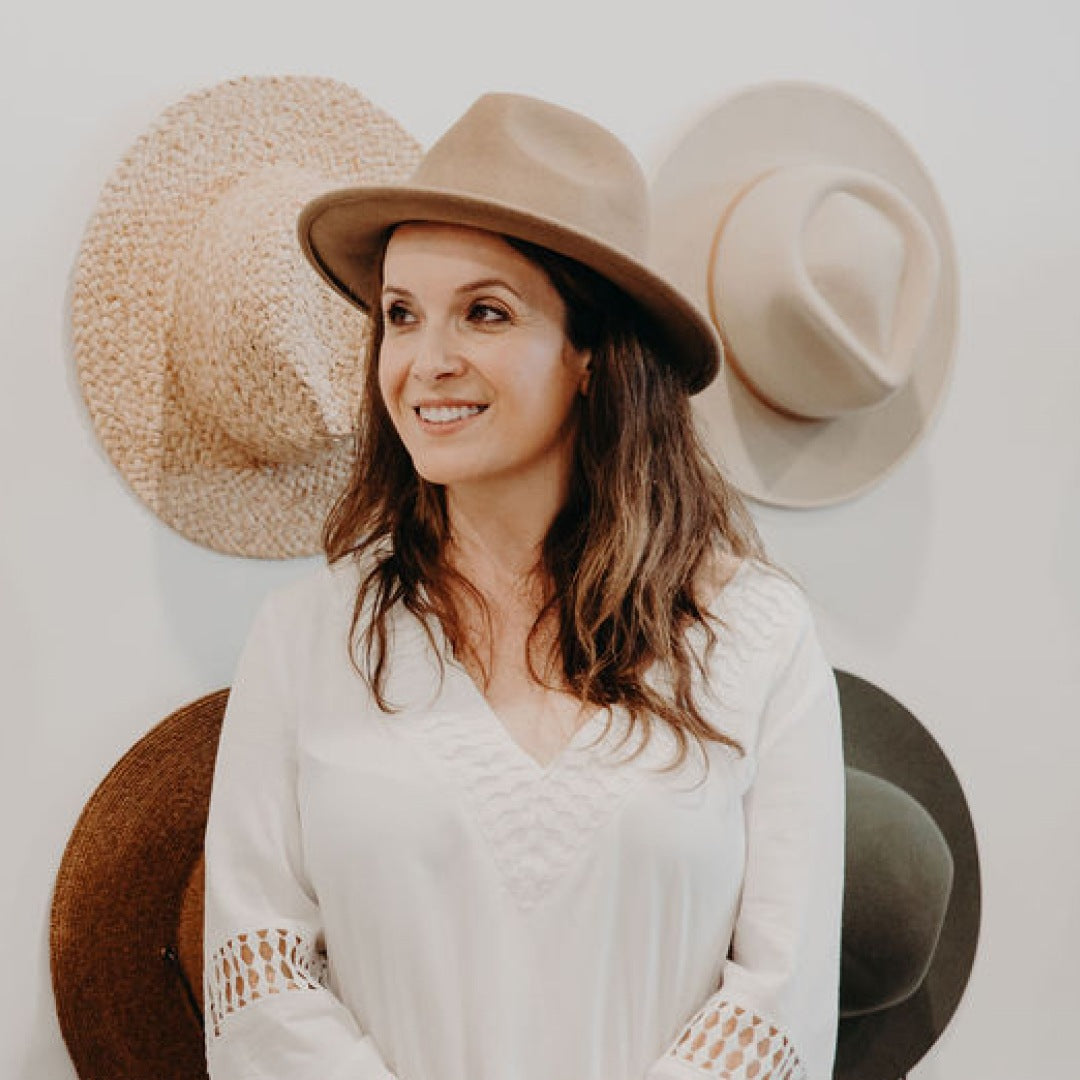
{"left": 835, "top": 670, "right": 981, "bottom": 1080}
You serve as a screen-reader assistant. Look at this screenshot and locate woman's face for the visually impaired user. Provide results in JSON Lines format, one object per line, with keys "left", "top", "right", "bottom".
{"left": 378, "top": 223, "right": 589, "bottom": 498}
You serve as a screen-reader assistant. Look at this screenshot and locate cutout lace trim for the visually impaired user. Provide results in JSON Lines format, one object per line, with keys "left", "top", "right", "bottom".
{"left": 205, "top": 927, "right": 328, "bottom": 1038}
{"left": 666, "top": 999, "right": 805, "bottom": 1079}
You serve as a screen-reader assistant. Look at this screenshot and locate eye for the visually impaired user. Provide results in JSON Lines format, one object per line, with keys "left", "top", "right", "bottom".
{"left": 468, "top": 300, "right": 510, "bottom": 324}
{"left": 384, "top": 300, "right": 415, "bottom": 327}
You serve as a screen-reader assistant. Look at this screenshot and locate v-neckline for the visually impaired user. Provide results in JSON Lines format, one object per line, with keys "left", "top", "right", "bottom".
{"left": 445, "top": 652, "right": 609, "bottom": 777}
{"left": 414, "top": 557, "right": 753, "bottom": 778}
{"left": 386, "top": 558, "right": 773, "bottom": 911}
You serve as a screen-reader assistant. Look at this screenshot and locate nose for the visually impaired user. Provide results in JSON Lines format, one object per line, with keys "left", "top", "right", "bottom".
{"left": 411, "top": 322, "right": 466, "bottom": 382}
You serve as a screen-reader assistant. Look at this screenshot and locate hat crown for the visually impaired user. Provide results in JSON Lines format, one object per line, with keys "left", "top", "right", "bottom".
{"left": 712, "top": 163, "right": 941, "bottom": 420}
{"left": 410, "top": 93, "right": 649, "bottom": 259}
{"left": 170, "top": 164, "right": 366, "bottom": 463}
{"left": 841, "top": 768, "right": 954, "bottom": 1018}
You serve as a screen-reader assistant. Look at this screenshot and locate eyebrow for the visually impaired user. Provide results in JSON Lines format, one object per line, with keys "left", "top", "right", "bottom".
{"left": 380, "top": 277, "right": 525, "bottom": 301}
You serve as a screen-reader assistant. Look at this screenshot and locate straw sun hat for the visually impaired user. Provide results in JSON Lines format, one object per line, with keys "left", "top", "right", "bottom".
{"left": 50, "top": 672, "right": 979, "bottom": 1080}
{"left": 651, "top": 81, "right": 959, "bottom": 508}
{"left": 73, "top": 76, "right": 421, "bottom": 558}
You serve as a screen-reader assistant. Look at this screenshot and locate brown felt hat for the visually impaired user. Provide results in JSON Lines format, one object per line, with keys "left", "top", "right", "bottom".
{"left": 49, "top": 672, "right": 978, "bottom": 1080}
{"left": 298, "top": 91, "right": 723, "bottom": 394}
{"left": 50, "top": 690, "right": 227, "bottom": 1080}
{"left": 835, "top": 670, "right": 981, "bottom": 1080}
{"left": 72, "top": 76, "right": 421, "bottom": 558}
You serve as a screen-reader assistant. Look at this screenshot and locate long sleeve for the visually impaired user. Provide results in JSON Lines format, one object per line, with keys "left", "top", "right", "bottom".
{"left": 646, "top": 587, "right": 845, "bottom": 1080}
{"left": 202, "top": 587, "right": 399, "bottom": 1080}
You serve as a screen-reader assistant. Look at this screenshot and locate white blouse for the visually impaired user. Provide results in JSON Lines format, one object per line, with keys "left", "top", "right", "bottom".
{"left": 202, "top": 557, "right": 844, "bottom": 1080}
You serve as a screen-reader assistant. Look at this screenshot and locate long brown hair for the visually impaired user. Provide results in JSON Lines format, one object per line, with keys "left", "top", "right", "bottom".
{"left": 323, "top": 229, "right": 767, "bottom": 771}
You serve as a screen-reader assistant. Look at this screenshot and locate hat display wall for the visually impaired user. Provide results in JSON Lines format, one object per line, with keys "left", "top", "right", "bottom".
{"left": 651, "top": 81, "right": 959, "bottom": 507}
{"left": 835, "top": 670, "right": 981, "bottom": 1080}
{"left": 50, "top": 671, "right": 979, "bottom": 1080}
{"left": 72, "top": 76, "right": 422, "bottom": 558}
{"left": 298, "top": 91, "right": 723, "bottom": 394}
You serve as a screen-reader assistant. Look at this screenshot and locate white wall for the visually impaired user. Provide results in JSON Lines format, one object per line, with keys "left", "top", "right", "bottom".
{"left": 3, "top": 1, "right": 1077, "bottom": 1077}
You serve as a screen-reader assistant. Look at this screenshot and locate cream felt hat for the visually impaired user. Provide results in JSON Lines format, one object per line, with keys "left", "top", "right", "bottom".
{"left": 298, "top": 92, "right": 723, "bottom": 393}
{"left": 73, "top": 76, "right": 421, "bottom": 558}
{"left": 651, "top": 81, "right": 959, "bottom": 507}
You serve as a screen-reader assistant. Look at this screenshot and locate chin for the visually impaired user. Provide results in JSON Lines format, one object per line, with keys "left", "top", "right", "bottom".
{"left": 408, "top": 457, "right": 476, "bottom": 488}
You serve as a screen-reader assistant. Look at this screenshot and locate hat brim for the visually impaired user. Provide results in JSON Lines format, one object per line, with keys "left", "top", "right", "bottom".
{"left": 298, "top": 185, "right": 722, "bottom": 394}
{"left": 651, "top": 81, "right": 959, "bottom": 506}
{"left": 835, "top": 670, "right": 981, "bottom": 1080}
{"left": 50, "top": 690, "right": 228, "bottom": 1080}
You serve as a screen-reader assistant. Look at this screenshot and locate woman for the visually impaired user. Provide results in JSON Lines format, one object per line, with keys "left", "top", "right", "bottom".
{"left": 202, "top": 93, "right": 845, "bottom": 1080}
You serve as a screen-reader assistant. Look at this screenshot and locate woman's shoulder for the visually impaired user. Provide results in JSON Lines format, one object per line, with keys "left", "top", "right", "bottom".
{"left": 699, "top": 553, "right": 812, "bottom": 651}
{"left": 698, "top": 551, "right": 803, "bottom": 609}
{"left": 693, "top": 549, "right": 744, "bottom": 606}
{"left": 693, "top": 555, "right": 823, "bottom": 717}
{"left": 254, "top": 556, "right": 365, "bottom": 632}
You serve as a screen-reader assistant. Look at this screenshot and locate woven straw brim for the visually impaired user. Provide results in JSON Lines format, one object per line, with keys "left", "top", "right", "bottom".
{"left": 50, "top": 690, "right": 227, "bottom": 1080}
{"left": 298, "top": 185, "right": 723, "bottom": 395}
{"left": 835, "top": 670, "right": 981, "bottom": 1080}
{"left": 651, "top": 81, "right": 959, "bottom": 507}
{"left": 72, "top": 76, "right": 421, "bottom": 557}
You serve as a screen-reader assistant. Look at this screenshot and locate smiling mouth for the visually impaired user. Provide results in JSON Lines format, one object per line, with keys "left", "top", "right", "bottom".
{"left": 415, "top": 404, "right": 488, "bottom": 424}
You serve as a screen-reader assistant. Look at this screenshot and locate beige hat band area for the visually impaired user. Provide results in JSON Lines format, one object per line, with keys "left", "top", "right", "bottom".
{"left": 709, "top": 163, "right": 941, "bottom": 421}
{"left": 299, "top": 92, "right": 723, "bottom": 394}
{"left": 651, "top": 80, "right": 959, "bottom": 508}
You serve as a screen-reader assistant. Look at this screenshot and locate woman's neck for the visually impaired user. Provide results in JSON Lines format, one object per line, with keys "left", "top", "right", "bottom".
{"left": 438, "top": 471, "right": 569, "bottom": 691}
{"left": 445, "top": 491, "right": 547, "bottom": 592}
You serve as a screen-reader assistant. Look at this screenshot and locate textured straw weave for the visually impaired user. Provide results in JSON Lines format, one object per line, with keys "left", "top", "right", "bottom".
{"left": 72, "top": 76, "right": 421, "bottom": 557}
{"left": 50, "top": 689, "right": 228, "bottom": 1080}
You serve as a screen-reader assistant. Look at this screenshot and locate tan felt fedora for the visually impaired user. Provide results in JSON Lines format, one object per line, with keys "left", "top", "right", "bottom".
{"left": 298, "top": 92, "right": 723, "bottom": 394}
{"left": 651, "top": 81, "right": 959, "bottom": 507}
{"left": 73, "top": 76, "right": 421, "bottom": 558}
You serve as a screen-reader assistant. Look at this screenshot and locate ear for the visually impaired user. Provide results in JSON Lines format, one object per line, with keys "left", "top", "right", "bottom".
{"left": 578, "top": 350, "right": 592, "bottom": 397}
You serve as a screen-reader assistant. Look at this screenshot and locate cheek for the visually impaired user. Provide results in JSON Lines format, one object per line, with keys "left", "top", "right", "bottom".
{"left": 524, "top": 349, "right": 586, "bottom": 420}
{"left": 376, "top": 345, "right": 405, "bottom": 414}
{"left": 510, "top": 336, "right": 580, "bottom": 397}
{"left": 375, "top": 346, "right": 417, "bottom": 448}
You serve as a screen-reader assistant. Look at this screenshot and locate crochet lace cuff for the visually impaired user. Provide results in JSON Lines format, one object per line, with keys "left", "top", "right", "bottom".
{"left": 655, "top": 998, "right": 805, "bottom": 1079}
{"left": 205, "top": 926, "right": 328, "bottom": 1038}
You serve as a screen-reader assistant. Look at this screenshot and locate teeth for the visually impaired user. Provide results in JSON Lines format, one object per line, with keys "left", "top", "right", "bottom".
{"left": 418, "top": 405, "right": 485, "bottom": 424}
